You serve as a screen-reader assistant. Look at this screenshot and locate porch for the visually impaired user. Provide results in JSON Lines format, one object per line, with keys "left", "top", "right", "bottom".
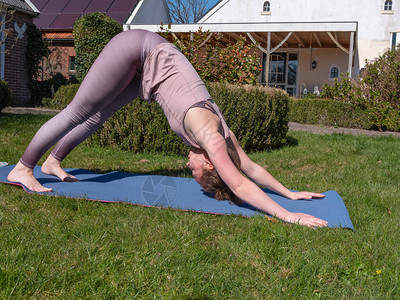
{"left": 124, "top": 22, "right": 358, "bottom": 97}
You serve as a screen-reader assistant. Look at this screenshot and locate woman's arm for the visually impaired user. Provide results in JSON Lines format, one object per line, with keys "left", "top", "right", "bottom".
{"left": 228, "top": 130, "right": 325, "bottom": 200}
{"left": 206, "top": 133, "right": 327, "bottom": 227}
{"left": 185, "top": 113, "right": 327, "bottom": 227}
{"left": 184, "top": 109, "right": 327, "bottom": 227}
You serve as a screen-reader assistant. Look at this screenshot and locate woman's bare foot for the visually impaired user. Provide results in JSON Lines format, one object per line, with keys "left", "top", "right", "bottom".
{"left": 41, "top": 155, "right": 79, "bottom": 182}
{"left": 7, "top": 161, "right": 53, "bottom": 192}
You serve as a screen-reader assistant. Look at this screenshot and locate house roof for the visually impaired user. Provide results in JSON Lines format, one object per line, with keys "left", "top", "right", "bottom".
{"left": 31, "top": 0, "right": 139, "bottom": 30}
{"left": 43, "top": 32, "right": 74, "bottom": 40}
{"left": 0, "top": 0, "right": 40, "bottom": 15}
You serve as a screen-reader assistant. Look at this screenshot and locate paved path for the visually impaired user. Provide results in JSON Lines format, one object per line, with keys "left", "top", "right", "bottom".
{"left": 289, "top": 122, "right": 400, "bottom": 138}
{"left": 1, "top": 107, "right": 61, "bottom": 115}
{"left": 2, "top": 107, "right": 400, "bottom": 138}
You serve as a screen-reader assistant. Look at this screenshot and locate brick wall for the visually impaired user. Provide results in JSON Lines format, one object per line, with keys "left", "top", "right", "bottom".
{"left": 43, "top": 41, "right": 76, "bottom": 80}
{"left": 4, "top": 11, "right": 33, "bottom": 106}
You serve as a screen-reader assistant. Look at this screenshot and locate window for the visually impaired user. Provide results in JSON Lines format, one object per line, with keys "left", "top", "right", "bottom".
{"left": 68, "top": 56, "right": 77, "bottom": 73}
{"left": 330, "top": 67, "right": 339, "bottom": 79}
{"left": 262, "top": 52, "right": 298, "bottom": 96}
{"left": 287, "top": 53, "right": 297, "bottom": 86}
{"left": 269, "top": 53, "right": 286, "bottom": 84}
{"left": 263, "top": 1, "right": 271, "bottom": 12}
{"left": 392, "top": 32, "right": 399, "bottom": 50}
{"left": 384, "top": 0, "right": 393, "bottom": 10}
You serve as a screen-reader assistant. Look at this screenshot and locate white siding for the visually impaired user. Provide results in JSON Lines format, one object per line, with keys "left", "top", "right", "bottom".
{"left": 200, "top": 0, "right": 399, "bottom": 66}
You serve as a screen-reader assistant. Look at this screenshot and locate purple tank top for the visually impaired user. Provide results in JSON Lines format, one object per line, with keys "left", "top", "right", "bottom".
{"left": 139, "top": 32, "right": 230, "bottom": 148}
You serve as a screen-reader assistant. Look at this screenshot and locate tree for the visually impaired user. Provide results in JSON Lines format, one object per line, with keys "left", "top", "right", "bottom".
{"left": 0, "top": 3, "right": 15, "bottom": 53}
{"left": 166, "top": 0, "right": 210, "bottom": 23}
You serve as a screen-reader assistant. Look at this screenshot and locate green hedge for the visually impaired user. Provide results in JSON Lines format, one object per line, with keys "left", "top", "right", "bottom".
{"left": 206, "top": 83, "right": 289, "bottom": 151}
{"left": 288, "top": 98, "right": 372, "bottom": 129}
{"left": 49, "top": 82, "right": 290, "bottom": 155}
{"left": 0, "top": 81, "right": 13, "bottom": 111}
{"left": 91, "top": 82, "right": 289, "bottom": 155}
{"left": 89, "top": 97, "right": 188, "bottom": 155}
{"left": 42, "top": 83, "right": 81, "bottom": 110}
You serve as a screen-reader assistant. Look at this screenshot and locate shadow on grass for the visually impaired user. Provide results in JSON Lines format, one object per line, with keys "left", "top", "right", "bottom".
{"left": 85, "top": 135, "right": 300, "bottom": 178}
{"left": 284, "top": 135, "right": 299, "bottom": 148}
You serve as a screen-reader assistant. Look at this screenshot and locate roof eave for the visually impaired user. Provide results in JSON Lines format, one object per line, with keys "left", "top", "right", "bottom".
{"left": 125, "top": 21, "right": 358, "bottom": 33}
{"left": 3, "top": 0, "right": 40, "bottom": 17}
{"left": 11, "top": 7, "right": 39, "bottom": 17}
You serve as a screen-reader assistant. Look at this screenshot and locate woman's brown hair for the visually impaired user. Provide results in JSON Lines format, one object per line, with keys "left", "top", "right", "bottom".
{"left": 199, "top": 137, "right": 242, "bottom": 203}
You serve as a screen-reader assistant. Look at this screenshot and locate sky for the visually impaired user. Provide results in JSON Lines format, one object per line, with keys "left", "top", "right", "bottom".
{"left": 206, "top": 0, "right": 220, "bottom": 11}
{"left": 167, "top": 0, "right": 221, "bottom": 23}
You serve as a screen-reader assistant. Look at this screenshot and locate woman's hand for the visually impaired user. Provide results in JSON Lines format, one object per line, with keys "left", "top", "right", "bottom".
{"left": 288, "top": 191, "right": 325, "bottom": 200}
{"left": 286, "top": 212, "right": 328, "bottom": 228}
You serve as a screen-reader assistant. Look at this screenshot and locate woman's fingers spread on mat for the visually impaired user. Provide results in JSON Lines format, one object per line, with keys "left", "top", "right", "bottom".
{"left": 311, "top": 218, "right": 328, "bottom": 228}
{"left": 289, "top": 212, "right": 328, "bottom": 228}
{"left": 289, "top": 191, "right": 325, "bottom": 200}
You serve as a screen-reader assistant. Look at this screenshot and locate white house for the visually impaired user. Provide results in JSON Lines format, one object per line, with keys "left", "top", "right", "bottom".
{"left": 126, "top": 0, "right": 399, "bottom": 97}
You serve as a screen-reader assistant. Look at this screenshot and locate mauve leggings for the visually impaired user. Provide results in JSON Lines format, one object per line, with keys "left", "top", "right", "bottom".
{"left": 20, "top": 30, "right": 165, "bottom": 168}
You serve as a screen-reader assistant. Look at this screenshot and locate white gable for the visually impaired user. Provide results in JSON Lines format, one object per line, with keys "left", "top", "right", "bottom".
{"left": 200, "top": 0, "right": 399, "bottom": 41}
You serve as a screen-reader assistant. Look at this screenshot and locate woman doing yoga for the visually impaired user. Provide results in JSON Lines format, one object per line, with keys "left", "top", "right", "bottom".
{"left": 8, "top": 29, "right": 327, "bottom": 228}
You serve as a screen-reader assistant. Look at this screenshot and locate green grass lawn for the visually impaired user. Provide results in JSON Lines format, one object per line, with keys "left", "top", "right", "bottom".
{"left": 0, "top": 114, "right": 399, "bottom": 299}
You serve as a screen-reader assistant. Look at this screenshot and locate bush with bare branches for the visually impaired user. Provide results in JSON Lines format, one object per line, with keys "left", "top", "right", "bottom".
{"left": 0, "top": 3, "right": 16, "bottom": 53}
{"left": 160, "top": 28, "right": 262, "bottom": 85}
{"left": 166, "top": 0, "right": 210, "bottom": 23}
{"left": 322, "top": 47, "right": 400, "bottom": 131}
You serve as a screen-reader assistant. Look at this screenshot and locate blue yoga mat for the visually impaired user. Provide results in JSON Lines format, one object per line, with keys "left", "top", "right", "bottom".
{"left": 0, "top": 165, "right": 353, "bottom": 229}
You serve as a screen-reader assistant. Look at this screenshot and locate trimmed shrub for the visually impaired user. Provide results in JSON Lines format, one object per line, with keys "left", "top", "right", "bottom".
{"left": 90, "top": 82, "right": 289, "bottom": 155}
{"left": 30, "top": 73, "right": 71, "bottom": 106}
{"left": 0, "top": 80, "right": 13, "bottom": 111}
{"left": 42, "top": 83, "right": 81, "bottom": 109}
{"left": 46, "top": 82, "right": 290, "bottom": 155}
{"left": 73, "top": 13, "right": 122, "bottom": 81}
{"left": 206, "top": 82, "right": 289, "bottom": 151}
{"left": 89, "top": 98, "right": 188, "bottom": 155}
{"left": 288, "top": 98, "right": 371, "bottom": 129}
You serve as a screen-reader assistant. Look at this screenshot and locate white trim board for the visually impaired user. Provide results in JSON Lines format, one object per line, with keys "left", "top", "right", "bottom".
{"left": 124, "top": 22, "right": 358, "bottom": 33}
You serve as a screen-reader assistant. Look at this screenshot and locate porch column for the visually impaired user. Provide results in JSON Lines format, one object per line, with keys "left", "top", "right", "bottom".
{"left": 265, "top": 31, "right": 271, "bottom": 85}
{"left": 347, "top": 31, "right": 355, "bottom": 78}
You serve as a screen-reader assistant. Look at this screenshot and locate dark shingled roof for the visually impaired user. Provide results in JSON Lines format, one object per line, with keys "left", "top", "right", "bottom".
{"left": 30, "top": 0, "right": 139, "bottom": 30}
{"left": 0, "top": 0, "right": 39, "bottom": 15}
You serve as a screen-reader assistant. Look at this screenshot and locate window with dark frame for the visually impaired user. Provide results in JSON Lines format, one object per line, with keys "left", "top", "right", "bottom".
{"left": 392, "top": 32, "right": 398, "bottom": 50}
{"left": 384, "top": 0, "right": 393, "bottom": 10}
{"left": 330, "top": 67, "right": 339, "bottom": 78}
{"left": 268, "top": 53, "right": 286, "bottom": 84}
{"left": 69, "top": 56, "right": 77, "bottom": 72}
{"left": 263, "top": 1, "right": 271, "bottom": 12}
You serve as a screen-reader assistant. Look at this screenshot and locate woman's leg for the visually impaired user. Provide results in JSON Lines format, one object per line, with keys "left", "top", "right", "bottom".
{"left": 41, "top": 79, "right": 140, "bottom": 181}
{"left": 8, "top": 30, "right": 146, "bottom": 191}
